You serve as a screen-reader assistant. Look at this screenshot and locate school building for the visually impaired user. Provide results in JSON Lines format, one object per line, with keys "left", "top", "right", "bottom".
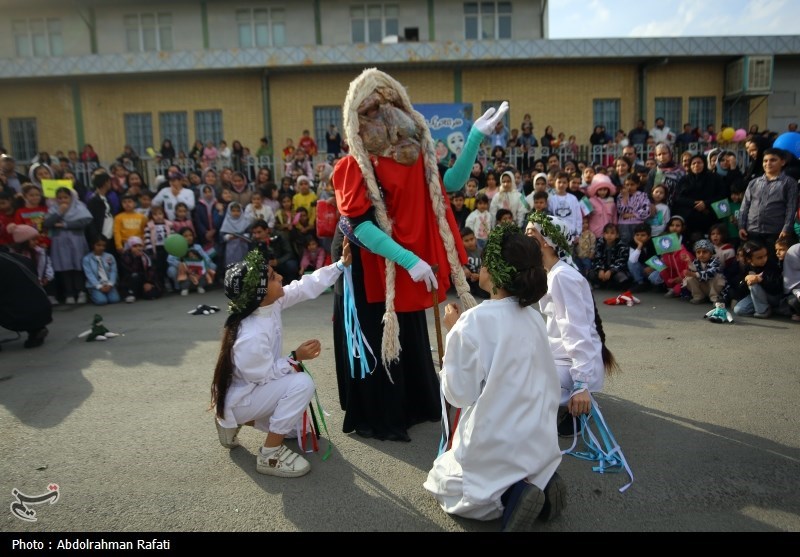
{"left": 1, "top": 0, "right": 798, "bottom": 174}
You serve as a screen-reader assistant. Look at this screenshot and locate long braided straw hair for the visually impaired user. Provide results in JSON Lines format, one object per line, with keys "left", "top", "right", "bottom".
{"left": 527, "top": 212, "right": 618, "bottom": 375}
{"left": 342, "top": 68, "right": 475, "bottom": 369}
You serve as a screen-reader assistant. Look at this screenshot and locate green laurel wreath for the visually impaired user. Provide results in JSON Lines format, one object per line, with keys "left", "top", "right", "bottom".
{"left": 228, "top": 249, "right": 266, "bottom": 314}
{"left": 527, "top": 211, "right": 572, "bottom": 254}
{"left": 483, "top": 222, "right": 521, "bottom": 294}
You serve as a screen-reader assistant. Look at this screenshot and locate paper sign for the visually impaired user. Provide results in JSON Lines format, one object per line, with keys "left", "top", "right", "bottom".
{"left": 41, "top": 179, "right": 73, "bottom": 198}
{"left": 645, "top": 255, "right": 667, "bottom": 272}
{"left": 711, "top": 199, "right": 732, "bottom": 219}
{"left": 652, "top": 233, "right": 682, "bottom": 255}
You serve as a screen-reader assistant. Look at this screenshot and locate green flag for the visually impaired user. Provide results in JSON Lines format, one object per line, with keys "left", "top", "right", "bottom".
{"left": 645, "top": 255, "right": 667, "bottom": 272}
{"left": 580, "top": 196, "right": 593, "bottom": 215}
{"left": 711, "top": 199, "right": 732, "bottom": 219}
{"left": 652, "top": 233, "right": 682, "bottom": 255}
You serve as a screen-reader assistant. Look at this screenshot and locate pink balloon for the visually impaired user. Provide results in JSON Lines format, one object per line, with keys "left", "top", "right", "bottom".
{"left": 733, "top": 129, "right": 747, "bottom": 142}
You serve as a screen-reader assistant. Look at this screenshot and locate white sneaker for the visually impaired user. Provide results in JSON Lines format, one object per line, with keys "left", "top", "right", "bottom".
{"left": 180, "top": 289, "right": 189, "bottom": 296}
{"left": 125, "top": 295, "right": 136, "bottom": 303}
{"left": 215, "top": 419, "right": 241, "bottom": 449}
{"left": 256, "top": 445, "right": 310, "bottom": 477}
{"left": 65, "top": 297, "right": 76, "bottom": 305}
{"left": 48, "top": 296, "right": 59, "bottom": 305}
{"left": 197, "top": 287, "right": 205, "bottom": 294}
{"left": 76, "top": 292, "right": 88, "bottom": 304}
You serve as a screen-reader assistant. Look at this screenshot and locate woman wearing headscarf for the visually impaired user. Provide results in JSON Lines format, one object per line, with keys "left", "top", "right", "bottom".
{"left": 673, "top": 154, "right": 724, "bottom": 243}
{"left": 743, "top": 136, "right": 769, "bottom": 185}
{"left": 645, "top": 142, "right": 686, "bottom": 204}
{"left": 43, "top": 187, "right": 93, "bottom": 304}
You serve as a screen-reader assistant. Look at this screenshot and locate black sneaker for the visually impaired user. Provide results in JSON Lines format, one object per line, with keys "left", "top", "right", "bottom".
{"left": 23, "top": 328, "right": 48, "bottom": 349}
{"left": 538, "top": 472, "right": 567, "bottom": 522}
{"left": 502, "top": 481, "right": 546, "bottom": 532}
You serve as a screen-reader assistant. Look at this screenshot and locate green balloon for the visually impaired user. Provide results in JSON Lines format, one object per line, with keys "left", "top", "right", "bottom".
{"left": 164, "top": 233, "right": 188, "bottom": 258}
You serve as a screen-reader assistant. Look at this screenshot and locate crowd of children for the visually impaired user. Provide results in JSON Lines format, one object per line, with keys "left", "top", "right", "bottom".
{"left": 0, "top": 161, "right": 339, "bottom": 307}
{"left": 450, "top": 144, "right": 800, "bottom": 321}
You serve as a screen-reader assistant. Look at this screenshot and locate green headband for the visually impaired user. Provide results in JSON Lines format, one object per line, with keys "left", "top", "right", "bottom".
{"left": 225, "top": 249, "right": 268, "bottom": 314}
{"left": 483, "top": 222, "right": 521, "bottom": 294}
{"left": 527, "top": 211, "right": 572, "bottom": 254}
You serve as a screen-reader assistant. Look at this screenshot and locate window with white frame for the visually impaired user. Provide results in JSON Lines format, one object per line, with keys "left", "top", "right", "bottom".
{"left": 689, "top": 97, "right": 716, "bottom": 131}
{"left": 12, "top": 18, "right": 63, "bottom": 57}
{"left": 464, "top": 2, "right": 512, "bottom": 40}
{"left": 593, "top": 99, "right": 620, "bottom": 136}
{"left": 654, "top": 97, "right": 682, "bottom": 134}
{"left": 124, "top": 13, "right": 173, "bottom": 53}
{"left": 351, "top": 4, "right": 399, "bottom": 43}
{"left": 124, "top": 113, "right": 153, "bottom": 158}
{"left": 236, "top": 7, "right": 285, "bottom": 48}
{"left": 159, "top": 112, "right": 189, "bottom": 155}
{"left": 194, "top": 111, "right": 224, "bottom": 145}
{"left": 9, "top": 118, "right": 38, "bottom": 162}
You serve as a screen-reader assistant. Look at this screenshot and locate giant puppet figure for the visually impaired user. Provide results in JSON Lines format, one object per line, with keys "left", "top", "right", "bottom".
{"left": 331, "top": 68, "right": 508, "bottom": 441}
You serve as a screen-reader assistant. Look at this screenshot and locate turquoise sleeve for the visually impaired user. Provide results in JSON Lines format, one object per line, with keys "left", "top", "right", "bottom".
{"left": 443, "top": 127, "right": 485, "bottom": 192}
{"left": 353, "top": 221, "right": 420, "bottom": 271}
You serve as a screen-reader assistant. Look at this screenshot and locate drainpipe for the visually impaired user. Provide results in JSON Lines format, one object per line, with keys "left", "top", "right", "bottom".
{"left": 638, "top": 58, "right": 669, "bottom": 123}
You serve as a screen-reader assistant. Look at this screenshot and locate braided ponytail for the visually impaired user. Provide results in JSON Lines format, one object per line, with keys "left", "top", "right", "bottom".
{"left": 592, "top": 300, "right": 619, "bottom": 375}
{"left": 211, "top": 305, "right": 259, "bottom": 418}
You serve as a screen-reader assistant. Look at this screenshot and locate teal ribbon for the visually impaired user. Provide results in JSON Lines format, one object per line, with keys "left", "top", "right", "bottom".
{"left": 561, "top": 395, "right": 634, "bottom": 493}
{"left": 342, "top": 266, "right": 377, "bottom": 379}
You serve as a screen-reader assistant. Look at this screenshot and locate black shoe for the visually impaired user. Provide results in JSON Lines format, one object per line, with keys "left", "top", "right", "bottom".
{"left": 557, "top": 412, "right": 584, "bottom": 437}
{"left": 538, "top": 472, "right": 567, "bottom": 522}
{"left": 354, "top": 427, "right": 375, "bottom": 439}
{"left": 23, "top": 328, "right": 48, "bottom": 349}
{"left": 501, "top": 481, "right": 546, "bottom": 532}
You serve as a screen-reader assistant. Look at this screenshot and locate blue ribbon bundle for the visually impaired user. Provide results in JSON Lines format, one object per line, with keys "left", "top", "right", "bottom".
{"left": 561, "top": 395, "right": 634, "bottom": 493}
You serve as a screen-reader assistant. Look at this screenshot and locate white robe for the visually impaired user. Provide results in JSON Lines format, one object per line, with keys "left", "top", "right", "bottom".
{"left": 539, "top": 260, "right": 605, "bottom": 404}
{"left": 424, "top": 297, "right": 562, "bottom": 521}
{"left": 217, "top": 264, "right": 342, "bottom": 432}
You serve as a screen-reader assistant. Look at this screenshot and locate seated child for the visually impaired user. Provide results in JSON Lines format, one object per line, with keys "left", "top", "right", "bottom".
{"left": 776, "top": 238, "right": 800, "bottom": 321}
{"left": 589, "top": 223, "right": 630, "bottom": 289}
{"left": 298, "top": 235, "right": 327, "bottom": 275}
{"left": 81, "top": 235, "right": 121, "bottom": 305}
{"left": 660, "top": 216, "right": 694, "bottom": 298}
{"left": 459, "top": 226, "right": 489, "bottom": 300}
{"left": 119, "top": 236, "right": 162, "bottom": 303}
{"left": 495, "top": 208, "right": 515, "bottom": 226}
{"left": 167, "top": 227, "right": 217, "bottom": 296}
{"left": 732, "top": 241, "right": 784, "bottom": 318}
{"left": 627, "top": 222, "right": 660, "bottom": 292}
{"left": 683, "top": 238, "right": 726, "bottom": 304}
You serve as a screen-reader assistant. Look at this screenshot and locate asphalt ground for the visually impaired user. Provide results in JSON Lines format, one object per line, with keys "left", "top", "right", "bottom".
{"left": 1, "top": 283, "right": 799, "bottom": 537}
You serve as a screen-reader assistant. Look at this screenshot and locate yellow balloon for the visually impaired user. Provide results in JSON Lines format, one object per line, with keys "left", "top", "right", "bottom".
{"left": 720, "top": 128, "right": 734, "bottom": 142}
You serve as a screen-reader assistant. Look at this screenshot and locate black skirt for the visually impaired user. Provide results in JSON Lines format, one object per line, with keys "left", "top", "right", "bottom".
{"left": 331, "top": 228, "right": 441, "bottom": 441}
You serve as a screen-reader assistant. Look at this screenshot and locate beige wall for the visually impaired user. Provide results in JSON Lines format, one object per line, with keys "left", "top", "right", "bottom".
{"left": 1, "top": 61, "right": 754, "bottom": 167}
{"left": 0, "top": 82, "right": 76, "bottom": 157}
{"left": 78, "top": 74, "right": 264, "bottom": 160}
{"left": 646, "top": 62, "right": 725, "bottom": 128}
{"left": 462, "top": 63, "right": 638, "bottom": 140}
